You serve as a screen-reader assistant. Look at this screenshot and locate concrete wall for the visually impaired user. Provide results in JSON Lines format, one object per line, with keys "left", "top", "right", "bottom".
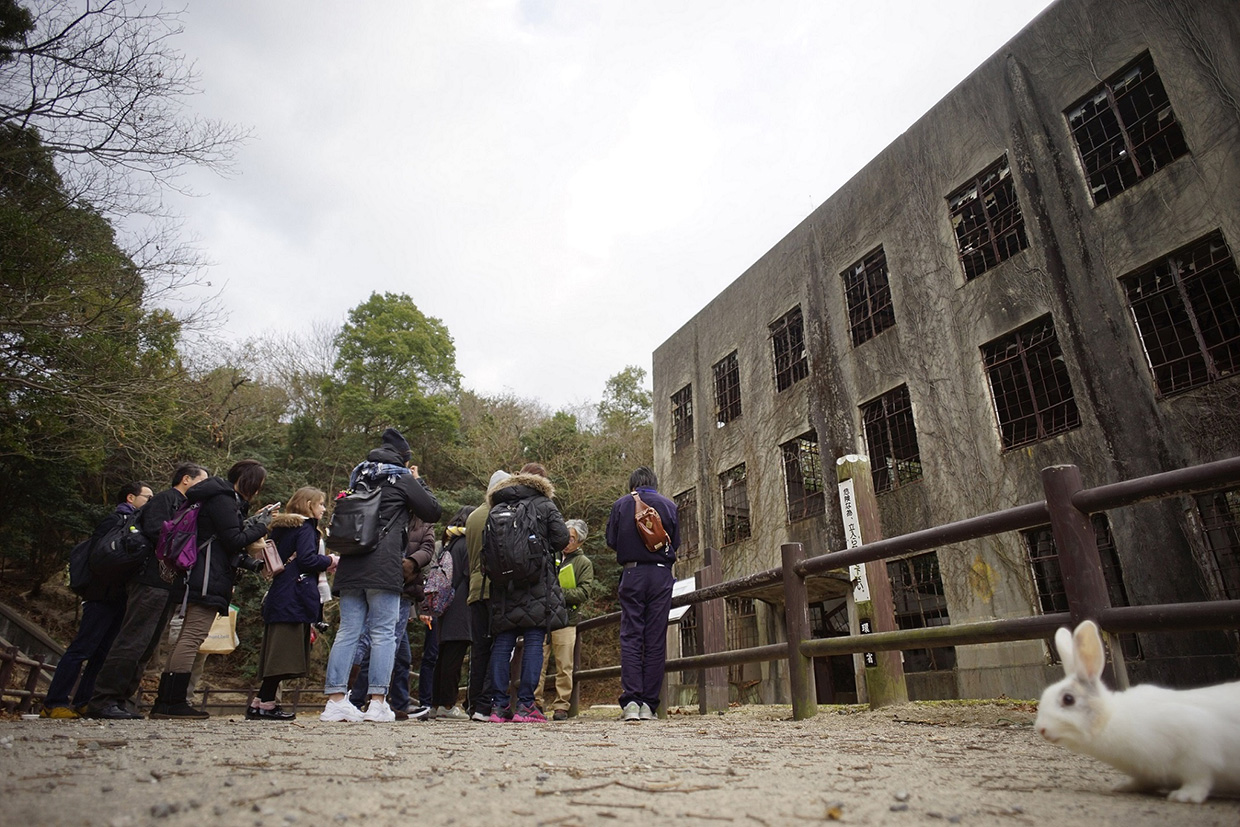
{"left": 653, "top": 0, "right": 1240, "bottom": 701}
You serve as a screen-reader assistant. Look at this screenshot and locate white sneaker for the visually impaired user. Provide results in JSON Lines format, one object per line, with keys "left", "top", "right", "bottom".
{"left": 639, "top": 702, "right": 655, "bottom": 720}
{"left": 621, "top": 701, "right": 641, "bottom": 722}
{"left": 361, "top": 698, "right": 395, "bottom": 723}
{"left": 320, "top": 698, "right": 363, "bottom": 723}
{"left": 470, "top": 710, "right": 490, "bottom": 722}
{"left": 436, "top": 705, "right": 470, "bottom": 721}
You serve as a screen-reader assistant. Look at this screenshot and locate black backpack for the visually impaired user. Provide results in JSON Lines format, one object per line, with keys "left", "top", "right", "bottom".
{"left": 67, "top": 537, "right": 96, "bottom": 597}
{"left": 326, "top": 481, "right": 403, "bottom": 557}
{"left": 88, "top": 510, "right": 147, "bottom": 582}
{"left": 481, "top": 498, "right": 546, "bottom": 586}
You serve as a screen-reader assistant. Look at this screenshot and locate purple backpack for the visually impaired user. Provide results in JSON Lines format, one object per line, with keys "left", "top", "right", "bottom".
{"left": 156, "top": 502, "right": 206, "bottom": 573}
{"left": 421, "top": 545, "right": 455, "bottom": 618}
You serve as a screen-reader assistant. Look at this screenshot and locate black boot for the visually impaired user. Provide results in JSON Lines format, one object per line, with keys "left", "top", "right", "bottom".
{"left": 149, "top": 672, "right": 208, "bottom": 720}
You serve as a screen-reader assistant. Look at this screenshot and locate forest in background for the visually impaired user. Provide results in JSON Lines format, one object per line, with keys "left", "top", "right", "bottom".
{"left": 0, "top": 0, "right": 650, "bottom": 691}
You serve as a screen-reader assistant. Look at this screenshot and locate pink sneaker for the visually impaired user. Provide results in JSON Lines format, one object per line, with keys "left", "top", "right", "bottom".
{"left": 513, "top": 705, "right": 546, "bottom": 722}
{"left": 488, "top": 706, "right": 510, "bottom": 723}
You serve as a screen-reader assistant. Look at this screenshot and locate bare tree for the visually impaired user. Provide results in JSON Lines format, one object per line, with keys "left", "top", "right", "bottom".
{"left": 0, "top": 0, "right": 246, "bottom": 214}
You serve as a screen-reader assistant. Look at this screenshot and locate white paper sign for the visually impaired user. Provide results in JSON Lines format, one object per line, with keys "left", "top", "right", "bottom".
{"left": 837, "top": 478, "right": 871, "bottom": 603}
{"left": 669, "top": 577, "right": 696, "bottom": 622}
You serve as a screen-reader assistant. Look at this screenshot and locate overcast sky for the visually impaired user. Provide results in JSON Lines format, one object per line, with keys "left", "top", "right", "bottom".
{"left": 169, "top": 0, "right": 1056, "bottom": 413}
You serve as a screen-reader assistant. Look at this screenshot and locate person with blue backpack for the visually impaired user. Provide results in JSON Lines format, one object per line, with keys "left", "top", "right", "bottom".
{"left": 41, "top": 482, "right": 152, "bottom": 719}
{"left": 151, "top": 459, "right": 274, "bottom": 719}
{"left": 320, "top": 428, "right": 442, "bottom": 723}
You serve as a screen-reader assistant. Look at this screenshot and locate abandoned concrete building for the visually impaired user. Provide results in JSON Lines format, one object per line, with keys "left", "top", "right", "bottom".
{"left": 652, "top": 0, "right": 1240, "bottom": 704}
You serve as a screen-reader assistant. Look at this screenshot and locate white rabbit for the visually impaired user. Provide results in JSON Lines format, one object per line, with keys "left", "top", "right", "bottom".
{"left": 1035, "top": 620, "right": 1240, "bottom": 803}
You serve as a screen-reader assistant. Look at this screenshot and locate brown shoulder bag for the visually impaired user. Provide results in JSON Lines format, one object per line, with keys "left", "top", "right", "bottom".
{"left": 632, "top": 491, "right": 670, "bottom": 553}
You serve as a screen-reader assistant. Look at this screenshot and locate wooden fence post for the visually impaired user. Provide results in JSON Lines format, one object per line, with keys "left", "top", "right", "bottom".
{"left": 781, "top": 542, "right": 817, "bottom": 720}
{"left": 19, "top": 654, "right": 46, "bottom": 713}
{"left": 1041, "top": 464, "right": 1127, "bottom": 688}
{"left": 836, "top": 455, "right": 908, "bottom": 708}
{"left": 697, "top": 547, "right": 729, "bottom": 713}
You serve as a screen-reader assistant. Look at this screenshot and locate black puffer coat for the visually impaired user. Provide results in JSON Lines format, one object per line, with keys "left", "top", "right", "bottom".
{"left": 331, "top": 446, "right": 442, "bottom": 596}
{"left": 185, "top": 477, "right": 269, "bottom": 615}
{"left": 487, "top": 473, "right": 570, "bottom": 635}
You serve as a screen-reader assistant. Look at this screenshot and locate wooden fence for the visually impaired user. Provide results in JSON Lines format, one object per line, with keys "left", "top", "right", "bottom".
{"left": 570, "top": 457, "right": 1240, "bottom": 719}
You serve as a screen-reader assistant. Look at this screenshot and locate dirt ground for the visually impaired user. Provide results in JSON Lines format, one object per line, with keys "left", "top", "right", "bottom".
{"left": 1, "top": 701, "right": 1236, "bottom": 827}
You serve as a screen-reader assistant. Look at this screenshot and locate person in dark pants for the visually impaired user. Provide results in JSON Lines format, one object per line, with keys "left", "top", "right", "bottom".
{"left": 42, "top": 482, "right": 153, "bottom": 719}
{"left": 605, "top": 466, "right": 679, "bottom": 722}
{"left": 88, "top": 465, "right": 209, "bottom": 719}
{"left": 465, "top": 470, "right": 509, "bottom": 721}
{"left": 431, "top": 506, "right": 473, "bottom": 719}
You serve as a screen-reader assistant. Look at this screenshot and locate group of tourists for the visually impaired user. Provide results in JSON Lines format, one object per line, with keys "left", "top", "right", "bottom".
{"left": 41, "top": 427, "right": 682, "bottom": 725}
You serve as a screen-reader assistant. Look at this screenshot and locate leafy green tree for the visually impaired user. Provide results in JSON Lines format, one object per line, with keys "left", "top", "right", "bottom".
{"left": 0, "top": 125, "right": 183, "bottom": 591}
{"left": 325, "top": 292, "right": 462, "bottom": 475}
{"left": 598, "top": 365, "right": 653, "bottom": 433}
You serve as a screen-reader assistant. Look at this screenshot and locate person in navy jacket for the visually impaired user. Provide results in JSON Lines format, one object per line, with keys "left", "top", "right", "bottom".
{"left": 605, "top": 466, "right": 679, "bottom": 722}
{"left": 249, "top": 487, "right": 338, "bottom": 720}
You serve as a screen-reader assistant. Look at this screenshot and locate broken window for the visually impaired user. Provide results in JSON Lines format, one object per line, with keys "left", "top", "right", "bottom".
{"left": 842, "top": 245, "right": 896, "bottom": 347}
{"left": 982, "top": 315, "right": 1080, "bottom": 450}
{"left": 719, "top": 463, "right": 751, "bottom": 545}
{"left": 886, "top": 552, "right": 955, "bottom": 672}
{"left": 1023, "top": 516, "right": 1142, "bottom": 661}
{"left": 1121, "top": 231, "right": 1240, "bottom": 396}
{"left": 1066, "top": 51, "right": 1189, "bottom": 206}
{"left": 674, "top": 488, "right": 699, "bottom": 567}
{"left": 861, "top": 384, "right": 923, "bottom": 493}
{"left": 947, "top": 154, "right": 1029, "bottom": 281}
{"left": 671, "top": 384, "right": 693, "bottom": 452}
{"left": 1195, "top": 488, "right": 1240, "bottom": 601}
{"left": 712, "top": 350, "right": 742, "bottom": 427}
{"left": 769, "top": 306, "right": 810, "bottom": 392}
{"left": 781, "top": 431, "right": 825, "bottom": 521}
{"left": 725, "top": 597, "right": 761, "bottom": 702}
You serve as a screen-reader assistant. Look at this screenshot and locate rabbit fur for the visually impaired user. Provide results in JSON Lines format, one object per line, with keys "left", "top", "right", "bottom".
{"left": 1035, "top": 620, "right": 1240, "bottom": 803}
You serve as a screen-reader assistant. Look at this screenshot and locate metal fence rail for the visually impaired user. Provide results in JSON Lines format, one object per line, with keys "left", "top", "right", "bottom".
{"left": 572, "top": 455, "right": 1240, "bottom": 719}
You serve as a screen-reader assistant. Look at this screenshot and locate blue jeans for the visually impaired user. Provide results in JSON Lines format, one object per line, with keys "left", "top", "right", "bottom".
{"left": 349, "top": 597, "right": 412, "bottom": 709}
{"left": 489, "top": 627, "right": 545, "bottom": 712}
{"left": 45, "top": 599, "right": 124, "bottom": 707}
{"left": 324, "top": 589, "right": 401, "bottom": 696}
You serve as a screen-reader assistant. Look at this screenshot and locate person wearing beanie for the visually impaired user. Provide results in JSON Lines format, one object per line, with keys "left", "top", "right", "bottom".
{"left": 464, "top": 469, "right": 509, "bottom": 721}
{"left": 320, "top": 428, "right": 442, "bottom": 723}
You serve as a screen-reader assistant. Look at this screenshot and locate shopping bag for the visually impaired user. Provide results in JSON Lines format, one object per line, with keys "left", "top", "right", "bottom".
{"left": 198, "top": 604, "right": 240, "bottom": 654}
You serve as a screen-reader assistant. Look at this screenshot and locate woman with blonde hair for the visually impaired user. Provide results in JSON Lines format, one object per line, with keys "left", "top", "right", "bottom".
{"left": 248, "top": 486, "right": 338, "bottom": 720}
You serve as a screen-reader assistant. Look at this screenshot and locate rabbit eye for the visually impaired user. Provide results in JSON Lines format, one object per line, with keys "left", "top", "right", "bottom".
{"left": 1061, "top": 692, "right": 1075, "bottom": 707}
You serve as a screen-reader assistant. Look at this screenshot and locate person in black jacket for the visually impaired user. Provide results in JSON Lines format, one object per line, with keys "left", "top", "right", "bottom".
{"left": 485, "top": 463, "right": 570, "bottom": 723}
{"left": 151, "top": 459, "right": 273, "bottom": 719}
{"left": 87, "top": 464, "right": 208, "bottom": 720}
{"left": 430, "top": 506, "right": 474, "bottom": 719}
{"left": 41, "top": 482, "right": 152, "bottom": 719}
{"left": 320, "top": 428, "right": 442, "bottom": 724}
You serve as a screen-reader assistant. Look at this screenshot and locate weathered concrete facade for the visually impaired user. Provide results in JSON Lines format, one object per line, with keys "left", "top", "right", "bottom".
{"left": 654, "top": 0, "right": 1240, "bottom": 702}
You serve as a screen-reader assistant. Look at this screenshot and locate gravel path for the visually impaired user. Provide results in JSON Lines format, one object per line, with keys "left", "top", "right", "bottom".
{"left": 1, "top": 702, "right": 1237, "bottom": 826}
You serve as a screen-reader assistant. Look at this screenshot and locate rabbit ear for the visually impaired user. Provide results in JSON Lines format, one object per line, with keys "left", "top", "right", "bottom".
{"left": 1054, "top": 627, "right": 1076, "bottom": 676}
{"left": 1072, "top": 620, "right": 1105, "bottom": 682}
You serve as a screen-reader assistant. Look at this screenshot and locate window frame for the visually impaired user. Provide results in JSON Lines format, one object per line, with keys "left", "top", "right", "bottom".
{"left": 780, "top": 431, "right": 825, "bottom": 522}
{"left": 841, "top": 245, "right": 896, "bottom": 347}
{"left": 946, "top": 154, "right": 1029, "bottom": 281}
{"left": 670, "top": 384, "right": 694, "bottom": 452}
{"left": 1065, "top": 51, "right": 1190, "bottom": 206}
{"left": 719, "top": 463, "right": 751, "bottom": 546}
{"left": 1121, "top": 231, "right": 1240, "bottom": 397}
{"left": 860, "top": 384, "right": 923, "bottom": 493}
{"left": 769, "top": 306, "right": 810, "bottom": 392}
{"left": 981, "top": 315, "right": 1081, "bottom": 450}
{"left": 712, "top": 350, "right": 742, "bottom": 427}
